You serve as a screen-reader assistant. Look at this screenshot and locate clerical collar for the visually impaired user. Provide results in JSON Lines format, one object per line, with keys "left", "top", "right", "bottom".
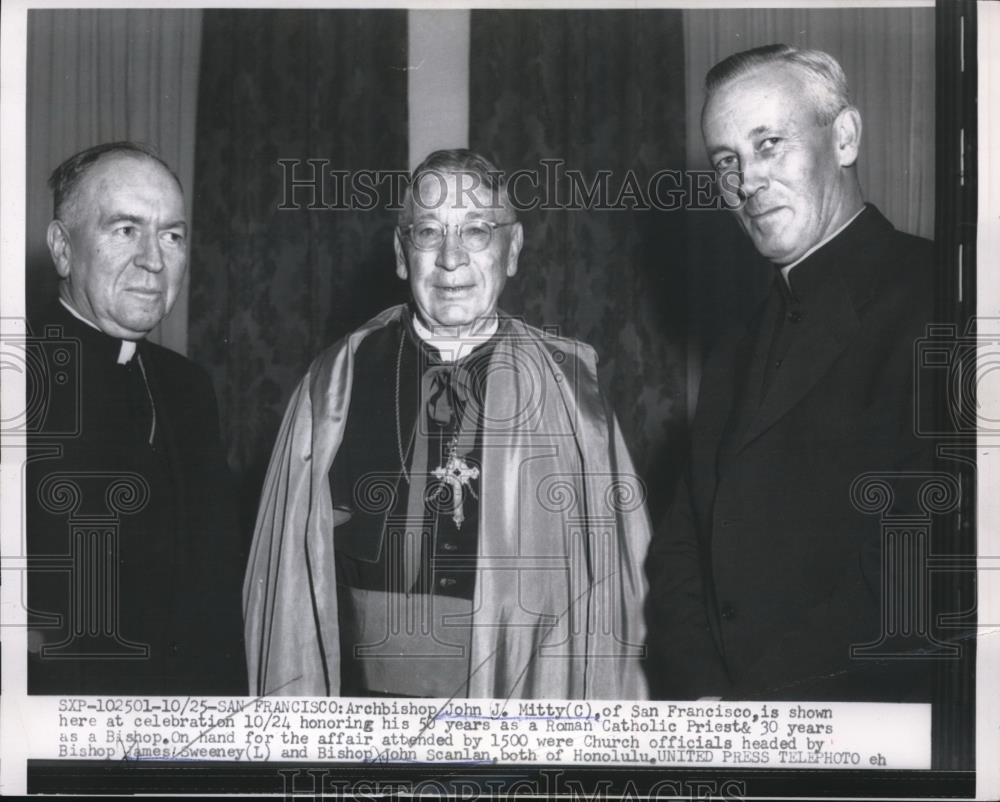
{"left": 411, "top": 312, "right": 500, "bottom": 363}
{"left": 59, "top": 298, "right": 137, "bottom": 364}
{"left": 779, "top": 206, "right": 866, "bottom": 284}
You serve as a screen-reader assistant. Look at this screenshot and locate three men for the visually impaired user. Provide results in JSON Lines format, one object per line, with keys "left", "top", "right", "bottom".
{"left": 27, "top": 46, "right": 936, "bottom": 705}
{"left": 244, "top": 149, "right": 651, "bottom": 699}
{"left": 647, "top": 46, "right": 936, "bottom": 701}
{"left": 26, "top": 142, "right": 246, "bottom": 694}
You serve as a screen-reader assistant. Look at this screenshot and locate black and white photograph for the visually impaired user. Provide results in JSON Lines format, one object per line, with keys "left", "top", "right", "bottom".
{"left": 1, "top": 0, "right": 995, "bottom": 797}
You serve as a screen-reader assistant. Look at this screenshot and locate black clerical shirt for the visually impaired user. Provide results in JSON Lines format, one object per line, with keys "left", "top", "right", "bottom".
{"left": 328, "top": 310, "right": 502, "bottom": 696}
{"left": 25, "top": 301, "right": 246, "bottom": 695}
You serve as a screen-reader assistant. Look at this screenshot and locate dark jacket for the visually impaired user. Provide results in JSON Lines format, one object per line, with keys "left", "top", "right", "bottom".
{"left": 647, "top": 205, "right": 938, "bottom": 701}
{"left": 26, "top": 300, "right": 247, "bottom": 695}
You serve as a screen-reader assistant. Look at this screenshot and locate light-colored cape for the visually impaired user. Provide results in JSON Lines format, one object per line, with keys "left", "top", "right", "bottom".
{"left": 244, "top": 306, "right": 651, "bottom": 699}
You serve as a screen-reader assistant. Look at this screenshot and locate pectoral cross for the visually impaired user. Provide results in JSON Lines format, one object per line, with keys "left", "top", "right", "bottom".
{"left": 432, "top": 445, "right": 480, "bottom": 528}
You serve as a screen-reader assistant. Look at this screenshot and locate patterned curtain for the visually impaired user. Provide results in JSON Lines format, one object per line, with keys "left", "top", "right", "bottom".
{"left": 188, "top": 10, "right": 409, "bottom": 526}
{"left": 469, "top": 10, "right": 688, "bottom": 517}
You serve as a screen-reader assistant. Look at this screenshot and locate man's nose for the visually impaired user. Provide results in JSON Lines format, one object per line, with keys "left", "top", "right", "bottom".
{"left": 135, "top": 232, "right": 165, "bottom": 272}
{"left": 738, "top": 156, "right": 769, "bottom": 201}
{"left": 435, "top": 225, "right": 469, "bottom": 271}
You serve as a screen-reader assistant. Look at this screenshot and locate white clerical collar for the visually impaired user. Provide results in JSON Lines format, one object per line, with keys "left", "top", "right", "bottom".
{"left": 779, "top": 206, "right": 866, "bottom": 284}
{"left": 411, "top": 313, "right": 499, "bottom": 363}
{"left": 59, "top": 298, "right": 137, "bottom": 365}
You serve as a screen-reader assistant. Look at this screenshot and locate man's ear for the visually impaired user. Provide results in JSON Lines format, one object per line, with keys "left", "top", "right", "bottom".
{"left": 47, "top": 220, "right": 73, "bottom": 278}
{"left": 394, "top": 228, "right": 408, "bottom": 280}
{"left": 505, "top": 222, "right": 523, "bottom": 278}
{"left": 833, "top": 106, "right": 862, "bottom": 168}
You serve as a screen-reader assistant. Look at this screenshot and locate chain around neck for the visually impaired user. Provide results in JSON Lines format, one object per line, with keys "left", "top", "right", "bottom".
{"left": 394, "top": 318, "right": 484, "bottom": 485}
{"left": 394, "top": 324, "right": 412, "bottom": 483}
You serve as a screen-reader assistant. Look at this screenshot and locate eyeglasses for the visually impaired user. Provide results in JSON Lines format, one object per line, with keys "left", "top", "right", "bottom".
{"left": 400, "top": 220, "right": 516, "bottom": 252}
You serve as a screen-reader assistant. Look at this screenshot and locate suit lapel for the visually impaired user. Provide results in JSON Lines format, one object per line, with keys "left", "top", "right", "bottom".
{"left": 738, "top": 271, "right": 860, "bottom": 452}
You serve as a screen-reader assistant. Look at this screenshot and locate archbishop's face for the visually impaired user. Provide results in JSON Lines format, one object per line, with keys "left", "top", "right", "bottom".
{"left": 395, "top": 171, "right": 522, "bottom": 331}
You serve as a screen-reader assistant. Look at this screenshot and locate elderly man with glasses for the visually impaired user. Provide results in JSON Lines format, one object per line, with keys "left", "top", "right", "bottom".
{"left": 244, "top": 149, "right": 651, "bottom": 700}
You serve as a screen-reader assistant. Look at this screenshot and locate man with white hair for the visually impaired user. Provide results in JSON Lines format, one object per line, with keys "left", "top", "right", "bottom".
{"left": 244, "top": 149, "right": 651, "bottom": 699}
{"left": 647, "top": 46, "right": 936, "bottom": 701}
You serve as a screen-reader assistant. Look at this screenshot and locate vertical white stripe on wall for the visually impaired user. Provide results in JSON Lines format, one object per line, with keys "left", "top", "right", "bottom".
{"left": 407, "top": 10, "right": 470, "bottom": 171}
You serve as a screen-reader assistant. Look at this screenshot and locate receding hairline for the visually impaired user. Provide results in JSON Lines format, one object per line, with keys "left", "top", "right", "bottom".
{"left": 59, "top": 150, "right": 187, "bottom": 227}
{"left": 399, "top": 148, "right": 516, "bottom": 225}
{"left": 403, "top": 168, "right": 514, "bottom": 221}
{"left": 703, "top": 60, "right": 807, "bottom": 107}
{"left": 50, "top": 144, "right": 185, "bottom": 225}
{"left": 707, "top": 67, "right": 842, "bottom": 141}
{"left": 702, "top": 45, "right": 852, "bottom": 127}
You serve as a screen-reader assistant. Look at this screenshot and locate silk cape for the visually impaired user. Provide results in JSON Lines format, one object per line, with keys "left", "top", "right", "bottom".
{"left": 244, "top": 305, "right": 651, "bottom": 699}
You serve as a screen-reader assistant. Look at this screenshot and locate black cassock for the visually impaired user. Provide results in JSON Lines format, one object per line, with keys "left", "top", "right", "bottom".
{"left": 647, "top": 205, "right": 941, "bottom": 701}
{"left": 328, "top": 312, "right": 500, "bottom": 697}
{"left": 26, "top": 301, "right": 246, "bottom": 695}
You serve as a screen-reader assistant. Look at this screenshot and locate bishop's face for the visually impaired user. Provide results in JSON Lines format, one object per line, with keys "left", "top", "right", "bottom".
{"left": 395, "top": 171, "right": 522, "bottom": 332}
{"left": 702, "top": 64, "right": 859, "bottom": 265}
{"left": 49, "top": 153, "right": 188, "bottom": 339}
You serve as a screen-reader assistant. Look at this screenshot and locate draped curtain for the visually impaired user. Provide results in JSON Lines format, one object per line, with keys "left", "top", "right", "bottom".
{"left": 469, "top": 10, "right": 689, "bottom": 517}
{"left": 187, "top": 11, "right": 408, "bottom": 523}
{"left": 26, "top": 9, "right": 202, "bottom": 353}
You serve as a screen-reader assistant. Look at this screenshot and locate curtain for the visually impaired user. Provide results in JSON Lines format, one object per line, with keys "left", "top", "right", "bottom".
{"left": 26, "top": 9, "right": 202, "bottom": 353}
{"left": 188, "top": 11, "right": 408, "bottom": 525}
{"left": 469, "top": 10, "right": 688, "bottom": 518}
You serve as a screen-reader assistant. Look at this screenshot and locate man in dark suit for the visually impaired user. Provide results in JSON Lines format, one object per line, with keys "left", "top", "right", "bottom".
{"left": 646, "top": 45, "right": 937, "bottom": 701}
{"left": 26, "top": 142, "right": 246, "bottom": 694}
